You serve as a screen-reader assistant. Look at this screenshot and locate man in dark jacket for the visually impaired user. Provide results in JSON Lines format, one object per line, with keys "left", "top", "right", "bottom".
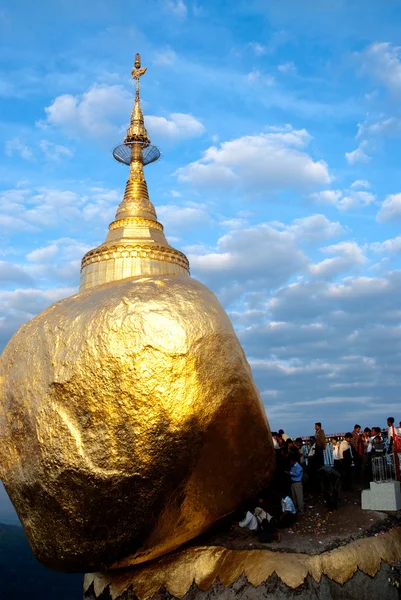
{"left": 314, "top": 422, "right": 326, "bottom": 469}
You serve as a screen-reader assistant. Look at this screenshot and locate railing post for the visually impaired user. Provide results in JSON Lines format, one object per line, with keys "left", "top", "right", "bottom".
{"left": 394, "top": 452, "right": 401, "bottom": 482}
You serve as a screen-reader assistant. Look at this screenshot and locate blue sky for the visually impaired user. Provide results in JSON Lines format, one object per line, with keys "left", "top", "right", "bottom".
{"left": 1, "top": 0, "right": 401, "bottom": 455}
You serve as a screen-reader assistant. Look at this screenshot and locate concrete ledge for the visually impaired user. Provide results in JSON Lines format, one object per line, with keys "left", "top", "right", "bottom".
{"left": 362, "top": 482, "right": 401, "bottom": 511}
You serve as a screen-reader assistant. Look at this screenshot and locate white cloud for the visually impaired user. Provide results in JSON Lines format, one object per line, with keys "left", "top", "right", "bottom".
{"left": 165, "top": 0, "right": 187, "bottom": 17}
{"left": 153, "top": 47, "right": 178, "bottom": 66}
{"left": 146, "top": 113, "right": 205, "bottom": 141}
{"left": 0, "top": 287, "right": 76, "bottom": 350}
{"left": 176, "top": 126, "right": 331, "bottom": 193}
{"left": 337, "top": 190, "right": 376, "bottom": 211}
{"left": 313, "top": 187, "right": 375, "bottom": 212}
{"left": 5, "top": 138, "right": 33, "bottom": 160}
{"left": 0, "top": 262, "right": 33, "bottom": 285}
{"left": 312, "top": 189, "right": 343, "bottom": 205}
{"left": 278, "top": 61, "right": 296, "bottom": 73}
{"left": 247, "top": 69, "right": 275, "bottom": 86}
{"left": 376, "top": 193, "right": 401, "bottom": 222}
{"left": 309, "top": 241, "right": 366, "bottom": 279}
{"left": 156, "top": 202, "right": 211, "bottom": 234}
{"left": 39, "top": 140, "right": 73, "bottom": 161}
{"left": 81, "top": 187, "right": 121, "bottom": 224}
{"left": 359, "top": 42, "right": 401, "bottom": 95}
{"left": 0, "top": 185, "right": 121, "bottom": 232}
{"left": 350, "top": 179, "right": 370, "bottom": 190}
{"left": 41, "top": 84, "right": 132, "bottom": 140}
{"left": 249, "top": 42, "right": 266, "bottom": 56}
{"left": 357, "top": 116, "right": 401, "bottom": 138}
{"left": 286, "top": 215, "right": 344, "bottom": 242}
{"left": 188, "top": 221, "right": 309, "bottom": 304}
{"left": 371, "top": 236, "right": 401, "bottom": 254}
{"left": 345, "top": 140, "right": 371, "bottom": 164}
{"left": 25, "top": 238, "right": 91, "bottom": 285}
{"left": 0, "top": 214, "right": 38, "bottom": 232}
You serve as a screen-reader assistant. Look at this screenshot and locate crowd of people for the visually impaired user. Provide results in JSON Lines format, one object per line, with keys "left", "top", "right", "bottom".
{"left": 238, "top": 417, "right": 401, "bottom": 543}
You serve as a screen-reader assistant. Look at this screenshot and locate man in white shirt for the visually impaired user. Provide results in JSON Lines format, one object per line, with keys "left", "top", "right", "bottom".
{"left": 239, "top": 510, "right": 258, "bottom": 532}
{"left": 272, "top": 432, "right": 280, "bottom": 450}
{"left": 331, "top": 437, "right": 341, "bottom": 471}
{"left": 279, "top": 496, "right": 296, "bottom": 528}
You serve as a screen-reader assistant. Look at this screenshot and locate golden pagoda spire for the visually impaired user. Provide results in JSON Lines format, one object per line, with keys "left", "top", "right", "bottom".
{"left": 79, "top": 54, "right": 189, "bottom": 291}
{"left": 125, "top": 53, "right": 150, "bottom": 146}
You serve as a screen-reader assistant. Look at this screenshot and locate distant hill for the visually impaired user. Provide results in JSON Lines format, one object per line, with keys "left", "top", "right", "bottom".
{"left": 0, "top": 523, "right": 83, "bottom": 600}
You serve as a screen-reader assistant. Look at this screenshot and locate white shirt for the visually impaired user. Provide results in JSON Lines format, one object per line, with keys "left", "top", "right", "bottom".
{"left": 339, "top": 440, "right": 350, "bottom": 459}
{"left": 272, "top": 437, "right": 280, "bottom": 450}
{"left": 389, "top": 426, "right": 401, "bottom": 440}
{"left": 239, "top": 511, "right": 258, "bottom": 531}
{"left": 308, "top": 443, "right": 316, "bottom": 457}
{"left": 332, "top": 444, "right": 341, "bottom": 460}
{"left": 281, "top": 496, "right": 296, "bottom": 514}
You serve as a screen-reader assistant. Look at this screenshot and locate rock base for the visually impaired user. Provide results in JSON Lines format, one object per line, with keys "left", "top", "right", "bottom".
{"left": 84, "top": 527, "right": 401, "bottom": 600}
{"left": 84, "top": 564, "right": 397, "bottom": 600}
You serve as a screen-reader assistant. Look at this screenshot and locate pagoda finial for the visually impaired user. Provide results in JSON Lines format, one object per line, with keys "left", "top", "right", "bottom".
{"left": 125, "top": 54, "right": 150, "bottom": 146}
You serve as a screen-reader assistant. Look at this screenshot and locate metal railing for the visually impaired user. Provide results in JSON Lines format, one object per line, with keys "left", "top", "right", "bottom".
{"left": 371, "top": 453, "right": 401, "bottom": 483}
{"left": 372, "top": 455, "right": 395, "bottom": 482}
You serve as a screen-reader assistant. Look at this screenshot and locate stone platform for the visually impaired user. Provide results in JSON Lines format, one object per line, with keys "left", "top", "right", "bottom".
{"left": 362, "top": 482, "right": 401, "bottom": 511}
{"left": 83, "top": 492, "right": 401, "bottom": 600}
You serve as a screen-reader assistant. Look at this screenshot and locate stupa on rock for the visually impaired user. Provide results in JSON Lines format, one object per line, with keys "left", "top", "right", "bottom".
{"left": 80, "top": 54, "right": 189, "bottom": 290}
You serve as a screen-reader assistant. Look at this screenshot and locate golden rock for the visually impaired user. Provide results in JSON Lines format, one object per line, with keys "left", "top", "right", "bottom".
{"left": 0, "top": 275, "right": 273, "bottom": 571}
{"left": 0, "top": 54, "right": 274, "bottom": 573}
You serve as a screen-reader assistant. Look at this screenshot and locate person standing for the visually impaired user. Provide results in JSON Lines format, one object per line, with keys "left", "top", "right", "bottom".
{"left": 279, "top": 496, "right": 297, "bottom": 528}
{"left": 272, "top": 432, "right": 280, "bottom": 450}
{"left": 332, "top": 437, "right": 342, "bottom": 473}
{"left": 315, "top": 422, "right": 326, "bottom": 469}
{"left": 387, "top": 417, "right": 401, "bottom": 480}
{"left": 350, "top": 424, "right": 362, "bottom": 479}
{"left": 279, "top": 429, "right": 289, "bottom": 442}
{"left": 362, "top": 427, "right": 372, "bottom": 484}
{"left": 295, "top": 438, "right": 306, "bottom": 465}
{"left": 288, "top": 457, "right": 304, "bottom": 513}
{"left": 387, "top": 417, "right": 400, "bottom": 454}
{"left": 340, "top": 432, "right": 353, "bottom": 490}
